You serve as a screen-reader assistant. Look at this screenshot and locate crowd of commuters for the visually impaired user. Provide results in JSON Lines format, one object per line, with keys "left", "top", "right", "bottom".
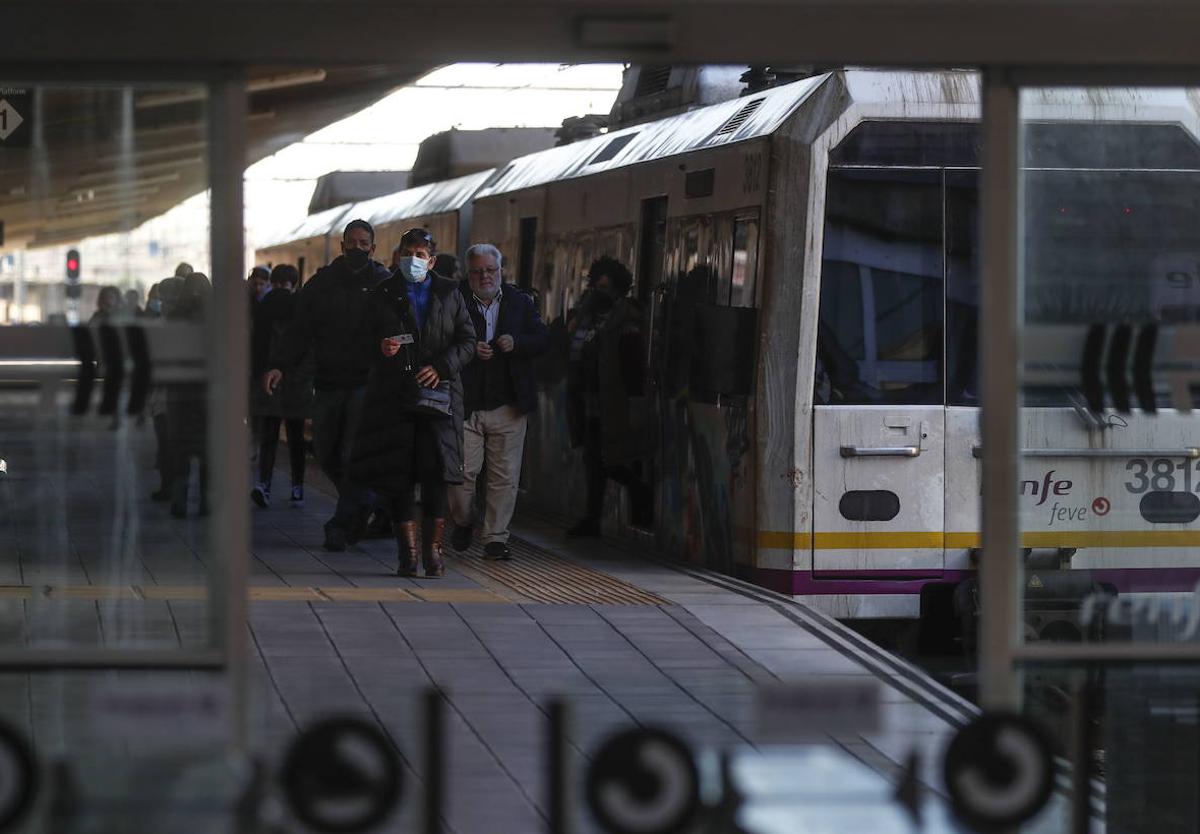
{"left": 114, "top": 218, "right": 650, "bottom": 576}
{"left": 88, "top": 261, "right": 214, "bottom": 518}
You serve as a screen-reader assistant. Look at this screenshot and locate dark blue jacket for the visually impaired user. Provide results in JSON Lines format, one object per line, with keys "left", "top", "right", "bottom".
{"left": 459, "top": 282, "right": 548, "bottom": 416}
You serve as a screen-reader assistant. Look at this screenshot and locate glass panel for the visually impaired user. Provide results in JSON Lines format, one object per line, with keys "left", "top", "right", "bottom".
{"left": 732, "top": 214, "right": 759, "bottom": 308}
{"left": 1018, "top": 87, "right": 1200, "bottom": 648}
{"left": 817, "top": 168, "right": 944, "bottom": 405}
{"left": 0, "top": 82, "right": 216, "bottom": 654}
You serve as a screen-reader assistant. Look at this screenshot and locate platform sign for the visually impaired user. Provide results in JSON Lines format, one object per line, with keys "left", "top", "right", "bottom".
{"left": 281, "top": 716, "right": 402, "bottom": 834}
{"left": 585, "top": 727, "right": 700, "bottom": 834}
{"left": 943, "top": 712, "right": 1056, "bottom": 832}
{"left": 0, "top": 90, "right": 30, "bottom": 148}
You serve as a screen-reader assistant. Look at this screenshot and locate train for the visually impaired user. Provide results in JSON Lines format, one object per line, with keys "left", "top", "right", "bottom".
{"left": 259, "top": 69, "right": 1200, "bottom": 640}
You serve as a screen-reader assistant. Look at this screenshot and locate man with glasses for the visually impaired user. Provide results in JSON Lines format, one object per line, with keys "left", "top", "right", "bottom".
{"left": 265, "top": 218, "right": 390, "bottom": 551}
{"left": 448, "top": 243, "right": 547, "bottom": 560}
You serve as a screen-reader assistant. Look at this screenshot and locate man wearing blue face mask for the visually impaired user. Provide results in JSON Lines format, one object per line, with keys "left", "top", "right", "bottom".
{"left": 347, "top": 228, "right": 476, "bottom": 578}
{"left": 266, "top": 218, "right": 390, "bottom": 551}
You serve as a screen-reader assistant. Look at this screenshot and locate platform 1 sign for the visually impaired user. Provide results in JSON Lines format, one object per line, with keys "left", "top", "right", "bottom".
{"left": 0, "top": 90, "right": 30, "bottom": 148}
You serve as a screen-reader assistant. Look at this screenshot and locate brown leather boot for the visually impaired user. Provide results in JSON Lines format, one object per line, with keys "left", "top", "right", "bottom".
{"left": 396, "top": 521, "right": 420, "bottom": 577}
{"left": 422, "top": 518, "right": 446, "bottom": 578}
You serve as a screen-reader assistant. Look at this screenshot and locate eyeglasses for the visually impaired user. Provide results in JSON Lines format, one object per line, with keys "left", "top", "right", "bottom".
{"left": 467, "top": 266, "right": 500, "bottom": 277}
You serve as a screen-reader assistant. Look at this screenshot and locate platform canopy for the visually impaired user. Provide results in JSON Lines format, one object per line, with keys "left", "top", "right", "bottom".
{"left": 0, "top": 65, "right": 432, "bottom": 248}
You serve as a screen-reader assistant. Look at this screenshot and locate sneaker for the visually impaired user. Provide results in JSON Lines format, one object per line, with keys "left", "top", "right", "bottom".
{"left": 566, "top": 517, "right": 601, "bottom": 538}
{"left": 483, "top": 542, "right": 512, "bottom": 561}
{"left": 251, "top": 484, "right": 270, "bottom": 509}
{"left": 450, "top": 524, "right": 473, "bottom": 552}
{"left": 290, "top": 485, "right": 305, "bottom": 506}
{"left": 323, "top": 523, "right": 347, "bottom": 552}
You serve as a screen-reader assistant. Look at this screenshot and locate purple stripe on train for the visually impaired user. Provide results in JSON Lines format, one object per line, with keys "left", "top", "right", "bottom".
{"left": 739, "top": 566, "right": 1200, "bottom": 595}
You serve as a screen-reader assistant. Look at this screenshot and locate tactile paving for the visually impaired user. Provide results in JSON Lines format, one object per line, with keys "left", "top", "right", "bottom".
{"left": 449, "top": 537, "right": 668, "bottom": 605}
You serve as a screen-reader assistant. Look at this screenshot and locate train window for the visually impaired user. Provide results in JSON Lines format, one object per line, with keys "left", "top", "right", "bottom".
{"left": 830, "top": 121, "right": 981, "bottom": 167}
{"left": 518, "top": 216, "right": 537, "bottom": 291}
{"left": 818, "top": 169, "right": 944, "bottom": 405}
{"left": 831, "top": 119, "right": 1200, "bottom": 170}
{"left": 946, "top": 171, "right": 979, "bottom": 406}
{"left": 731, "top": 215, "right": 759, "bottom": 308}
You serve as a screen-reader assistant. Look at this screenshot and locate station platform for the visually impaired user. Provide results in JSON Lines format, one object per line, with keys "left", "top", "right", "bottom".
{"left": 0, "top": 435, "right": 1082, "bottom": 832}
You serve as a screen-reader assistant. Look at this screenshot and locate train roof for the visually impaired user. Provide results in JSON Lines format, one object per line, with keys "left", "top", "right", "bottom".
{"left": 474, "top": 73, "right": 830, "bottom": 198}
{"left": 259, "top": 202, "right": 357, "bottom": 250}
{"left": 357, "top": 169, "right": 496, "bottom": 229}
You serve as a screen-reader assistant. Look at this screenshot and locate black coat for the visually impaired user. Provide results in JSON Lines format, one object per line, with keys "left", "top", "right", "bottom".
{"left": 348, "top": 274, "right": 476, "bottom": 494}
{"left": 459, "top": 282, "right": 548, "bottom": 416}
{"left": 271, "top": 255, "right": 391, "bottom": 390}
{"left": 251, "top": 289, "right": 314, "bottom": 419}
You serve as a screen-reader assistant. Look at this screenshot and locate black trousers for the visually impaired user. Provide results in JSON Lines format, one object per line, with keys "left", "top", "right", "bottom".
{"left": 582, "top": 417, "right": 649, "bottom": 521}
{"left": 256, "top": 416, "right": 306, "bottom": 489}
{"left": 391, "top": 418, "right": 448, "bottom": 523}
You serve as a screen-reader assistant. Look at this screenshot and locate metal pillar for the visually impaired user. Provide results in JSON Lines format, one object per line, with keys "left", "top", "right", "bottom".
{"left": 207, "top": 73, "right": 250, "bottom": 749}
{"left": 978, "top": 69, "right": 1022, "bottom": 710}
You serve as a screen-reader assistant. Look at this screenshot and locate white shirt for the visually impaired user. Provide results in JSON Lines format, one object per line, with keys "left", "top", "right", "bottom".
{"left": 474, "top": 286, "right": 503, "bottom": 342}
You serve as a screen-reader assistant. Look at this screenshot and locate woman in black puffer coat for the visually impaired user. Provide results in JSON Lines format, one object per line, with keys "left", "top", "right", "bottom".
{"left": 347, "top": 229, "right": 475, "bottom": 577}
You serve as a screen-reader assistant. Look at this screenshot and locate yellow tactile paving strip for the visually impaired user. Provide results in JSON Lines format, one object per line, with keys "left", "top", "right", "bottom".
{"left": 452, "top": 539, "right": 669, "bottom": 605}
{"left": 0, "top": 585, "right": 509, "bottom": 604}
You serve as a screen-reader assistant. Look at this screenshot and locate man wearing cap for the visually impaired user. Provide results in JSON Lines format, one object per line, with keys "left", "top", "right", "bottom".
{"left": 448, "top": 243, "right": 547, "bottom": 560}
{"left": 264, "top": 218, "right": 390, "bottom": 551}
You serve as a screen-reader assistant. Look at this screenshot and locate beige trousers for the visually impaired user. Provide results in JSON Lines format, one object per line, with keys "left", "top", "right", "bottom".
{"left": 449, "top": 403, "right": 528, "bottom": 544}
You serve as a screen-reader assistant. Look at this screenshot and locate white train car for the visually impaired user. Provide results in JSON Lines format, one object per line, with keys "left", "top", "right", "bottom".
{"left": 357, "top": 169, "right": 496, "bottom": 265}
{"left": 471, "top": 70, "right": 1200, "bottom": 635}
{"left": 257, "top": 203, "right": 356, "bottom": 283}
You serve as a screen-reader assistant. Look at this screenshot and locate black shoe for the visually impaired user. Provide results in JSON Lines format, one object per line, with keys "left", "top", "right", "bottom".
{"left": 450, "top": 524, "right": 473, "bottom": 552}
{"left": 323, "top": 524, "right": 348, "bottom": 552}
{"left": 566, "top": 517, "right": 601, "bottom": 538}
{"left": 483, "top": 542, "right": 512, "bottom": 561}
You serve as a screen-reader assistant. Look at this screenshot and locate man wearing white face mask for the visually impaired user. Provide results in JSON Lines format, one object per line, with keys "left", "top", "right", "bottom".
{"left": 347, "top": 228, "right": 476, "bottom": 577}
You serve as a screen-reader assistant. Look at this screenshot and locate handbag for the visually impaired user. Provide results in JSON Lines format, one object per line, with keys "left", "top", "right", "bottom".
{"left": 406, "top": 380, "right": 453, "bottom": 417}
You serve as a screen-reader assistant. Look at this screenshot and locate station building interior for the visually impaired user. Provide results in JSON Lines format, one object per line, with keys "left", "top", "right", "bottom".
{"left": 1, "top": 2, "right": 1199, "bottom": 831}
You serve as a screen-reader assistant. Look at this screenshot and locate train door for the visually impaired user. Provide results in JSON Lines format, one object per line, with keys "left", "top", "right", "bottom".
{"left": 813, "top": 168, "right": 946, "bottom": 577}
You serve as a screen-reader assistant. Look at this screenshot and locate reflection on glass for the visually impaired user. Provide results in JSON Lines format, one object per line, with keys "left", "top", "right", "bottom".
{"left": 0, "top": 83, "right": 214, "bottom": 657}
{"left": 818, "top": 169, "right": 944, "bottom": 405}
{"left": 1017, "top": 88, "right": 1200, "bottom": 650}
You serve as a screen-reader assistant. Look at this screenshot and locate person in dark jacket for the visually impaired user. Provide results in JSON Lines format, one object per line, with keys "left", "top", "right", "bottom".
{"left": 264, "top": 219, "right": 391, "bottom": 551}
{"left": 251, "top": 264, "right": 313, "bottom": 508}
{"left": 566, "top": 256, "right": 654, "bottom": 537}
{"left": 347, "top": 228, "right": 475, "bottom": 577}
{"left": 447, "top": 244, "right": 547, "bottom": 560}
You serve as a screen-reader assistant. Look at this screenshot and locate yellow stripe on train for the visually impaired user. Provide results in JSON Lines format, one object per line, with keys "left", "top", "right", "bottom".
{"left": 756, "top": 530, "right": 1200, "bottom": 550}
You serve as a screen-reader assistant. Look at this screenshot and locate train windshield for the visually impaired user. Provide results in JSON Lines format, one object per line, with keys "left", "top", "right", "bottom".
{"left": 818, "top": 119, "right": 1200, "bottom": 408}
